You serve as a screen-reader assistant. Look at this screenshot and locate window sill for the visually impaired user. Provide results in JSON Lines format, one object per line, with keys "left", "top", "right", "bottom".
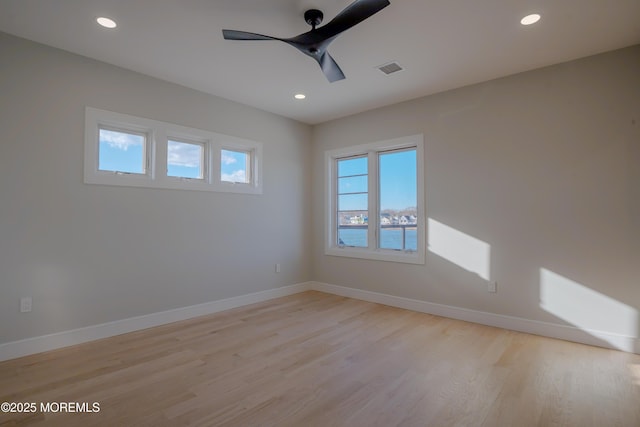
{"left": 325, "top": 246, "right": 425, "bottom": 265}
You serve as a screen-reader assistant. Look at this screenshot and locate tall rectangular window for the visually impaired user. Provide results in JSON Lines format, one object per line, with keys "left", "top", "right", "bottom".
{"left": 167, "top": 139, "right": 204, "bottom": 179}
{"left": 325, "top": 135, "right": 424, "bottom": 264}
{"left": 379, "top": 148, "right": 417, "bottom": 251}
{"left": 337, "top": 156, "right": 368, "bottom": 248}
{"left": 98, "top": 127, "right": 147, "bottom": 174}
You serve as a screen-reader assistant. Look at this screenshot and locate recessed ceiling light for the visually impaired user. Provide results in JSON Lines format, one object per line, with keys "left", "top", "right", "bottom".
{"left": 96, "top": 17, "right": 117, "bottom": 29}
{"left": 294, "top": 94, "right": 306, "bottom": 100}
{"left": 520, "top": 14, "right": 541, "bottom": 26}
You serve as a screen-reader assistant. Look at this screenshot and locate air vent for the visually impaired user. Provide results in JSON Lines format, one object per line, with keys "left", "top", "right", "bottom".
{"left": 377, "top": 61, "right": 403, "bottom": 75}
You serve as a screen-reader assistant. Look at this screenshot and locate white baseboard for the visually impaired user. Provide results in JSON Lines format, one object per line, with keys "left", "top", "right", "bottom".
{"left": 0, "top": 282, "right": 312, "bottom": 362}
{"left": 309, "top": 282, "right": 640, "bottom": 354}
{"left": 2, "top": 280, "right": 637, "bottom": 362}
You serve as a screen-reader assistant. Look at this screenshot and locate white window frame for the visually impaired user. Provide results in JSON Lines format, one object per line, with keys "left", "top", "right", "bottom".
{"left": 84, "top": 107, "right": 262, "bottom": 194}
{"left": 97, "top": 125, "right": 150, "bottom": 177}
{"left": 166, "top": 137, "right": 207, "bottom": 181}
{"left": 220, "top": 146, "right": 253, "bottom": 185}
{"left": 325, "top": 134, "right": 425, "bottom": 264}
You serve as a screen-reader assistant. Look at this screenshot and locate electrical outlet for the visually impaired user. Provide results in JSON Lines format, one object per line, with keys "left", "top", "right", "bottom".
{"left": 488, "top": 281, "right": 497, "bottom": 293}
{"left": 275, "top": 263, "right": 281, "bottom": 273}
{"left": 20, "top": 297, "right": 32, "bottom": 313}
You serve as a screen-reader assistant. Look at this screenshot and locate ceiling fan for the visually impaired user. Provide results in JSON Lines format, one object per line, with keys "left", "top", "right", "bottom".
{"left": 222, "top": 0, "right": 391, "bottom": 83}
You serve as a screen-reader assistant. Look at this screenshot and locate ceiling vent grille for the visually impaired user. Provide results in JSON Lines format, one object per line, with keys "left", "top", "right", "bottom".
{"left": 377, "top": 61, "right": 403, "bottom": 75}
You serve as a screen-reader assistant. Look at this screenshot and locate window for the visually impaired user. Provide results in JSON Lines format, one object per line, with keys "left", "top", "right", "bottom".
{"left": 98, "top": 127, "right": 147, "bottom": 175}
{"left": 84, "top": 107, "right": 262, "bottom": 194}
{"left": 167, "top": 139, "right": 205, "bottom": 180}
{"left": 325, "top": 135, "right": 425, "bottom": 264}
{"left": 337, "top": 155, "right": 368, "bottom": 248}
{"left": 378, "top": 148, "right": 418, "bottom": 251}
{"left": 221, "top": 149, "right": 250, "bottom": 184}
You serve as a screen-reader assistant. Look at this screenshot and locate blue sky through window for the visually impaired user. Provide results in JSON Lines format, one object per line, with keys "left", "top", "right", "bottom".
{"left": 337, "top": 150, "right": 417, "bottom": 212}
{"left": 98, "top": 128, "right": 145, "bottom": 174}
{"left": 338, "top": 156, "right": 368, "bottom": 211}
{"left": 221, "top": 149, "right": 249, "bottom": 183}
{"left": 338, "top": 156, "right": 367, "bottom": 177}
{"left": 167, "top": 140, "right": 203, "bottom": 179}
{"left": 379, "top": 149, "right": 417, "bottom": 211}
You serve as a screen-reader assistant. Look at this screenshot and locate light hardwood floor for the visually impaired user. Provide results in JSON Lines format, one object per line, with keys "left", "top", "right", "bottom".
{"left": 1, "top": 291, "right": 639, "bottom": 426}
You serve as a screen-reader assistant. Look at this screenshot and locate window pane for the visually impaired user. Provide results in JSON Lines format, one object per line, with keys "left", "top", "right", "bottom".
{"left": 167, "top": 140, "right": 204, "bottom": 179}
{"left": 98, "top": 128, "right": 145, "bottom": 174}
{"left": 338, "top": 193, "right": 368, "bottom": 211}
{"left": 337, "top": 156, "right": 368, "bottom": 247}
{"left": 338, "top": 175, "right": 367, "bottom": 194}
{"left": 379, "top": 149, "right": 417, "bottom": 251}
{"left": 221, "top": 149, "right": 250, "bottom": 183}
{"left": 338, "top": 227, "right": 368, "bottom": 248}
{"left": 338, "top": 156, "right": 367, "bottom": 177}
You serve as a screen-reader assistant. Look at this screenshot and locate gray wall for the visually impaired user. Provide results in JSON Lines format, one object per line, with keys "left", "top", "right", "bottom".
{"left": 2, "top": 30, "right": 638, "bottom": 347}
{"left": 0, "top": 32, "right": 312, "bottom": 343}
{"left": 311, "top": 45, "right": 640, "bottom": 340}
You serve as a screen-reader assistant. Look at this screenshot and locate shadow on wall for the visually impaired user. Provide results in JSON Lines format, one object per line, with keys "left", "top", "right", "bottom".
{"left": 426, "top": 218, "right": 638, "bottom": 353}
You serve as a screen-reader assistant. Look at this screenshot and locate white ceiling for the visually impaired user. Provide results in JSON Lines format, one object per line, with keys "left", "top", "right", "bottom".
{"left": 1, "top": 0, "right": 639, "bottom": 124}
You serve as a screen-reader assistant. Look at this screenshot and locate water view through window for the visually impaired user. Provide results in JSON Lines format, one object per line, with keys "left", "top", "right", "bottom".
{"left": 337, "top": 155, "right": 368, "bottom": 247}
{"left": 379, "top": 148, "right": 417, "bottom": 251}
{"left": 336, "top": 148, "right": 418, "bottom": 251}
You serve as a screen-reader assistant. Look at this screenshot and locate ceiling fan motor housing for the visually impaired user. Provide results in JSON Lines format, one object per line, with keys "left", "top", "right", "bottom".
{"left": 304, "top": 9, "right": 324, "bottom": 28}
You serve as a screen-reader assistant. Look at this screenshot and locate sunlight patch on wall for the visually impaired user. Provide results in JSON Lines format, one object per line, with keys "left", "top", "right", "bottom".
{"left": 427, "top": 218, "right": 491, "bottom": 280}
{"left": 540, "top": 268, "right": 638, "bottom": 349}
{"left": 630, "top": 363, "right": 640, "bottom": 387}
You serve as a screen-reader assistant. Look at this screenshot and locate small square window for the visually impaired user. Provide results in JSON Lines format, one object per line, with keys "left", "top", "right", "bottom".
{"left": 167, "top": 139, "right": 204, "bottom": 179}
{"left": 98, "top": 127, "right": 146, "bottom": 174}
{"left": 221, "top": 149, "right": 250, "bottom": 184}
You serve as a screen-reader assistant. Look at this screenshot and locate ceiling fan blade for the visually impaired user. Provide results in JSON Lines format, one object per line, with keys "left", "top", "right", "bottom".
{"left": 318, "top": 0, "right": 390, "bottom": 39}
{"left": 222, "top": 0, "right": 390, "bottom": 82}
{"left": 222, "top": 29, "right": 280, "bottom": 41}
{"left": 318, "top": 51, "right": 346, "bottom": 82}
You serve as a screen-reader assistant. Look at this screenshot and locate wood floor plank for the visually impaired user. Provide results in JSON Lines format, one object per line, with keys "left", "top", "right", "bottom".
{"left": 1, "top": 291, "right": 639, "bottom": 426}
